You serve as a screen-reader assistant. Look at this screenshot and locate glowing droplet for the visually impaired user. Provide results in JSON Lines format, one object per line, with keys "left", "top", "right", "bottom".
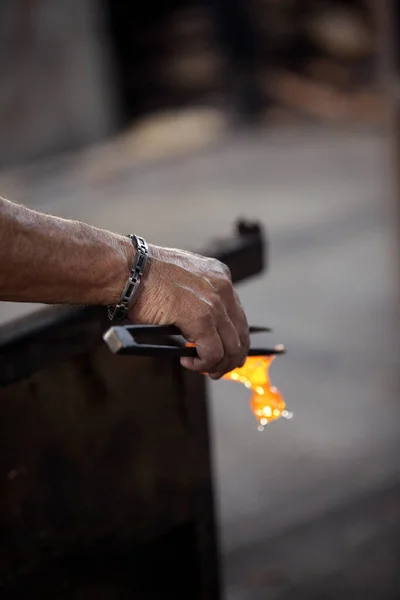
{"left": 282, "top": 410, "right": 293, "bottom": 420}
{"left": 257, "top": 424, "right": 265, "bottom": 432}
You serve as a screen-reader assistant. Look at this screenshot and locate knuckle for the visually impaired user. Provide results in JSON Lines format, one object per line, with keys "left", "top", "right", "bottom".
{"left": 210, "top": 259, "right": 232, "bottom": 282}
{"left": 216, "top": 266, "right": 233, "bottom": 286}
{"left": 220, "top": 262, "right": 232, "bottom": 280}
{"left": 209, "top": 258, "right": 222, "bottom": 269}
{"left": 197, "top": 308, "right": 215, "bottom": 328}
{"left": 217, "top": 277, "right": 233, "bottom": 295}
{"left": 208, "top": 294, "right": 225, "bottom": 318}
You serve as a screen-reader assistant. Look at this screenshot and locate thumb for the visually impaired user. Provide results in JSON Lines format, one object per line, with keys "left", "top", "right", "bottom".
{"left": 180, "top": 357, "right": 196, "bottom": 371}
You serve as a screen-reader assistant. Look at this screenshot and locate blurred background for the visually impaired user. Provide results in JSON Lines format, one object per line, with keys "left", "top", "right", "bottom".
{"left": 1, "top": 0, "right": 400, "bottom": 598}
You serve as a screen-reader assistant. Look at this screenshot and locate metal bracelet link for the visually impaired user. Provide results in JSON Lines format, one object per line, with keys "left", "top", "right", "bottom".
{"left": 108, "top": 234, "right": 149, "bottom": 322}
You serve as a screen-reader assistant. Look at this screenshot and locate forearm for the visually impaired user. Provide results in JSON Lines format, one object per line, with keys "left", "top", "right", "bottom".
{"left": 0, "top": 196, "right": 134, "bottom": 306}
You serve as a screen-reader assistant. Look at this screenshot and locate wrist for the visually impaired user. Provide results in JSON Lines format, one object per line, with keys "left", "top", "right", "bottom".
{"left": 107, "top": 234, "right": 150, "bottom": 321}
{"left": 103, "top": 235, "right": 136, "bottom": 306}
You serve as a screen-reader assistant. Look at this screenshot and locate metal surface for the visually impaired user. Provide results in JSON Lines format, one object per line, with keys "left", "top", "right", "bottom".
{"left": 108, "top": 234, "right": 149, "bottom": 322}
{"left": 202, "top": 220, "right": 266, "bottom": 284}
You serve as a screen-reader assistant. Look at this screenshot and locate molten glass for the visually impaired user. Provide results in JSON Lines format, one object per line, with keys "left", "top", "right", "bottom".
{"left": 222, "top": 356, "right": 292, "bottom": 431}
{"left": 186, "top": 342, "right": 291, "bottom": 430}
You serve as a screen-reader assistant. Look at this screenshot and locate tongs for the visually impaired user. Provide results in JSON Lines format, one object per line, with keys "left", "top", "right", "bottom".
{"left": 103, "top": 324, "right": 286, "bottom": 357}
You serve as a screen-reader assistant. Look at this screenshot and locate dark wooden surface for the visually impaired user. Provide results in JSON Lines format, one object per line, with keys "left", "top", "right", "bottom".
{"left": 0, "top": 330, "right": 218, "bottom": 597}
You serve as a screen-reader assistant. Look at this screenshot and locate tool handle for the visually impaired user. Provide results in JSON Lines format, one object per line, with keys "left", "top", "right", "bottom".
{"left": 103, "top": 325, "right": 285, "bottom": 357}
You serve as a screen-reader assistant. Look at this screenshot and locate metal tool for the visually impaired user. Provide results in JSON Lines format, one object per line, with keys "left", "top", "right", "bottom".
{"left": 103, "top": 324, "right": 285, "bottom": 357}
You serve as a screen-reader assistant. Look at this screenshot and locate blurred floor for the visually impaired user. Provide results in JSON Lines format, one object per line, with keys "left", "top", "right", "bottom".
{"left": 1, "top": 125, "right": 399, "bottom": 598}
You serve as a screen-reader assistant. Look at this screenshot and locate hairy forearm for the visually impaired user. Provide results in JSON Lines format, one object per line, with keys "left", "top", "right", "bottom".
{"left": 0, "top": 196, "right": 134, "bottom": 306}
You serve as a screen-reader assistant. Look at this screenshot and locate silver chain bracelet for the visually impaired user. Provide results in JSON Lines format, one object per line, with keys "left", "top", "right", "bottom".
{"left": 108, "top": 234, "right": 149, "bottom": 322}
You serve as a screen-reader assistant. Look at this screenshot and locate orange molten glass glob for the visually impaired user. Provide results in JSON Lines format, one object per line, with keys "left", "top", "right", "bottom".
{"left": 186, "top": 342, "right": 291, "bottom": 430}
{"left": 222, "top": 355, "right": 292, "bottom": 431}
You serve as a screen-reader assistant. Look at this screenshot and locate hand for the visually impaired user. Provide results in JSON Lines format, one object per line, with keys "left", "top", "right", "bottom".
{"left": 129, "top": 244, "right": 250, "bottom": 378}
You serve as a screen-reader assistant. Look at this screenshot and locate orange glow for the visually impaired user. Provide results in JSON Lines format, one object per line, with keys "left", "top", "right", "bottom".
{"left": 186, "top": 340, "right": 292, "bottom": 430}
{"left": 222, "top": 356, "right": 292, "bottom": 430}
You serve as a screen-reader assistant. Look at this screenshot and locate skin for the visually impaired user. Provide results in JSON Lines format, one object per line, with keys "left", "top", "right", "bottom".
{"left": 0, "top": 196, "right": 250, "bottom": 378}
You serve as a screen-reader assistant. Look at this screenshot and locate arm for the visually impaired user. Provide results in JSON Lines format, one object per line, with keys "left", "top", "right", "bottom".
{"left": 0, "top": 196, "right": 132, "bottom": 306}
{"left": 0, "top": 196, "right": 249, "bottom": 377}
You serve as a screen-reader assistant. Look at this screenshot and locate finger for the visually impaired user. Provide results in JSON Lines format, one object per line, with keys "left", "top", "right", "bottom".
{"left": 230, "top": 290, "right": 250, "bottom": 366}
{"left": 209, "top": 312, "right": 242, "bottom": 377}
{"left": 180, "top": 327, "right": 224, "bottom": 373}
{"left": 209, "top": 371, "right": 224, "bottom": 380}
{"left": 216, "top": 285, "right": 249, "bottom": 368}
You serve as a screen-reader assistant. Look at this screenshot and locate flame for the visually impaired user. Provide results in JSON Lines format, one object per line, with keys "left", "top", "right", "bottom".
{"left": 222, "top": 355, "right": 292, "bottom": 430}
{"left": 186, "top": 342, "right": 292, "bottom": 430}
